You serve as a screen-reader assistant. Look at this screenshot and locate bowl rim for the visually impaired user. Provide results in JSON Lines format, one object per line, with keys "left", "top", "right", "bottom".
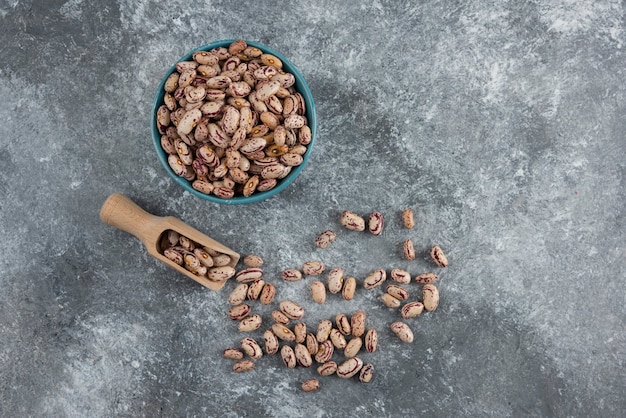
{"left": 151, "top": 39, "right": 316, "bottom": 205}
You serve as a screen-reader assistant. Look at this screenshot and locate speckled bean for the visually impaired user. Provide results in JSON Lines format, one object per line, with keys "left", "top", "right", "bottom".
{"left": 238, "top": 314, "right": 262, "bottom": 332}
{"left": 337, "top": 357, "right": 364, "bottom": 379}
{"left": 430, "top": 245, "right": 448, "bottom": 267}
{"left": 310, "top": 281, "right": 326, "bottom": 304}
{"left": 315, "top": 230, "right": 336, "bottom": 249}
{"left": 390, "top": 322, "right": 414, "bottom": 343}
{"left": 422, "top": 284, "right": 439, "bottom": 312}
{"left": 363, "top": 268, "right": 387, "bottom": 290}
{"left": 340, "top": 211, "right": 365, "bottom": 232}
{"left": 280, "top": 345, "right": 296, "bottom": 369}
{"left": 342, "top": 276, "right": 357, "bottom": 301}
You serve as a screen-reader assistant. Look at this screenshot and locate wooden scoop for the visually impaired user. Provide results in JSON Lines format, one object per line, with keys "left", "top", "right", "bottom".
{"left": 99, "top": 193, "right": 240, "bottom": 291}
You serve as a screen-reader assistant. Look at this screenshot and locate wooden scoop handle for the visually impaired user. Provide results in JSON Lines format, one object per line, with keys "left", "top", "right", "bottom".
{"left": 99, "top": 193, "right": 164, "bottom": 249}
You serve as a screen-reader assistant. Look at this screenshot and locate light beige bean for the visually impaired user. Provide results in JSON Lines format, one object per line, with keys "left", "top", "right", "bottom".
{"left": 232, "top": 360, "right": 255, "bottom": 372}
{"left": 213, "top": 253, "right": 232, "bottom": 267}
{"left": 344, "top": 337, "right": 362, "bottom": 358}
{"left": 314, "top": 340, "right": 334, "bottom": 363}
{"left": 246, "top": 278, "right": 265, "bottom": 301}
{"left": 240, "top": 337, "right": 263, "bottom": 359}
{"left": 402, "top": 208, "right": 415, "bottom": 229}
{"left": 415, "top": 272, "right": 438, "bottom": 284}
{"left": 364, "top": 329, "right": 378, "bottom": 353}
{"left": 390, "top": 268, "right": 411, "bottom": 284}
{"left": 316, "top": 319, "right": 333, "bottom": 343}
{"left": 263, "top": 329, "right": 279, "bottom": 355}
{"left": 221, "top": 105, "right": 240, "bottom": 135}
{"left": 271, "top": 72, "right": 295, "bottom": 87}
{"left": 256, "top": 80, "right": 280, "bottom": 101}
{"left": 315, "top": 230, "right": 337, "bottom": 249}
{"left": 381, "top": 293, "right": 401, "bottom": 308}
{"left": 351, "top": 311, "right": 366, "bottom": 337}
{"left": 193, "top": 51, "right": 218, "bottom": 65}
{"left": 260, "top": 164, "right": 287, "bottom": 179}
{"left": 310, "top": 281, "right": 326, "bottom": 304}
{"left": 279, "top": 152, "right": 303, "bottom": 167}
{"left": 301, "top": 379, "right": 320, "bottom": 392}
{"left": 403, "top": 239, "right": 416, "bottom": 260}
{"left": 363, "top": 268, "right": 387, "bottom": 290}
{"left": 317, "top": 361, "right": 338, "bottom": 377}
{"left": 386, "top": 284, "right": 409, "bottom": 301}
{"left": 243, "top": 254, "right": 264, "bottom": 268}
{"left": 340, "top": 211, "right": 365, "bottom": 231}
{"left": 330, "top": 329, "right": 347, "bottom": 350}
{"left": 335, "top": 314, "right": 351, "bottom": 335}
{"left": 302, "top": 261, "right": 325, "bottom": 276}
{"left": 280, "top": 345, "right": 296, "bottom": 368}
{"left": 298, "top": 125, "right": 312, "bottom": 145}
{"left": 294, "top": 343, "right": 313, "bottom": 367}
{"left": 327, "top": 268, "right": 344, "bottom": 294}
{"left": 164, "top": 248, "right": 183, "bottom": 265}
{"left": 430, "top": 245, "right": 448, "bottom": 267}
{"left": 337, "top": 357, "right": 364, "bottom": 379}
{"left": 306, "top": 333, "right": 319, "bottom": 356}
{"left": 164, "top": 73, "right": 179, "bottom": 92}
{"left": 259, "top": 283, "right": 276, "bottom": 305}
{"left": 390, "top": 322, "right": 414, "bottom": 343}
{"left": 156, "top": 105, "right": 171, "bottom": 134}
{"left": 227, "top": 304, "right": 251, "bottom": 320}
{"left": 342, "top": 277, "right": 357, "bottom": 301}
{"left": 235, "top": 267, "right": 263, "bottom": 283}
{"left": 207, "top": 123, "right": 231, "bottom": 148}
{"left": 368, "top": 212, "right": 384, "bottom": 235}
{"left": 279, "top": 300, "right": 305, "bottom": 320}
{"left": 238, "top": 314, "right": 262, "bottom": 332}
{"left": 294, "top": 322, "right": 307, "bottom": 344}
{"left": 422, "top": 284, "right": 439, "bottom": 312}
{"left": 208, "top": 266, "right": 236, "bottom": 282}
{"left": 223, "top": 348, "right": 244, "bottom": 360}
{"left": 281, "top": 268, "right": 302, "bottom": 281}
{"left": 240, "top": 136, "right": 267, "bottom": 154}
{"left": 271, "top": 310, "right": 290, "bottom": 325}
{"left": 401, "top": 301, "right": 425, "bottom": 319}
{"left": 228, "top": 283, "right": 249, "bottom": 306}
{"left": 193, "top": 248, "right": 214, "bottom": 268}
{"left": 257, "top": 178, "right": 277, "bottom": 192}
{"left": 272, "top": 324, "right": 296, "bottom": 342}
{"left": 229, "top": 81, "right": 252, "bottom": 98}
{"left": 177, "top": 108, "right": 202, "bottom": 135}
{"left": 359, "top": 363, "right": 374, "bottom": 383}
{"left": 261, "top": 53, "right": 283, "bottom": 69}
{"left": 284, "top": 114, "right": 306, "bottom": 129}
{"left": 272, "top": 311, "right": 291, "bottom": 325}
{"left": 243, "top": 174, "right": 260, "bottom": 197}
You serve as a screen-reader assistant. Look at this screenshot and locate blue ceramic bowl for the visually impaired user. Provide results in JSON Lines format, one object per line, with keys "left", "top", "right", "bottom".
{"left": 151, "top": 40, "right": 316, "bottom": 204}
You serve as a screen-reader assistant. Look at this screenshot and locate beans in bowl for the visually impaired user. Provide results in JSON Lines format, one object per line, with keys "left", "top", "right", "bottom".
{"left": 155, "top": 39, "right": 312, "bottom": 199}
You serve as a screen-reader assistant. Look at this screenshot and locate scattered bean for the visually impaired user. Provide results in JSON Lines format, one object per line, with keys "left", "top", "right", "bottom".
{"left": 390, "top": 322, "right": 414, "bottom": 343}
{"left": 430, "top": 245, "right": 448, "bottom": 267}
{"left": 311, "top": 280, "right": 327, "bottom": 304}
{"left": 422, "top": 284, "right": 439, "bottom": 312}
{"left": 402, "top": 208, "right": 415, "bottom": 229}
{"left": 342, "top": 277, "right": 357, "bottom": 301}
{"left": 315, "top": 230, "right": 337, "bottom": 248}
{"left": 301, "top": 379, "right": 320, "bottom": 392}
{"left": 403, "top": 239, "right": 416, "bottom": 260}
{"left": 340, "top": 211, "right": 365, "bottom": 232}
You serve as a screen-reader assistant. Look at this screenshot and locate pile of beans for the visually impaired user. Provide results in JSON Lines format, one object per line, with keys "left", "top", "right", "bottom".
{"left": 156, "top": 39, "right": 312, "bottom": 199}
{"left": 219, "top": 208, "right": 450, "bottom": 392}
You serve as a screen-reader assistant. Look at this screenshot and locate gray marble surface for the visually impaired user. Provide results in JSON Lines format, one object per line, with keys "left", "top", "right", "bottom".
{"left": 1, "top": 0, "right": 624, "bottom": 417}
